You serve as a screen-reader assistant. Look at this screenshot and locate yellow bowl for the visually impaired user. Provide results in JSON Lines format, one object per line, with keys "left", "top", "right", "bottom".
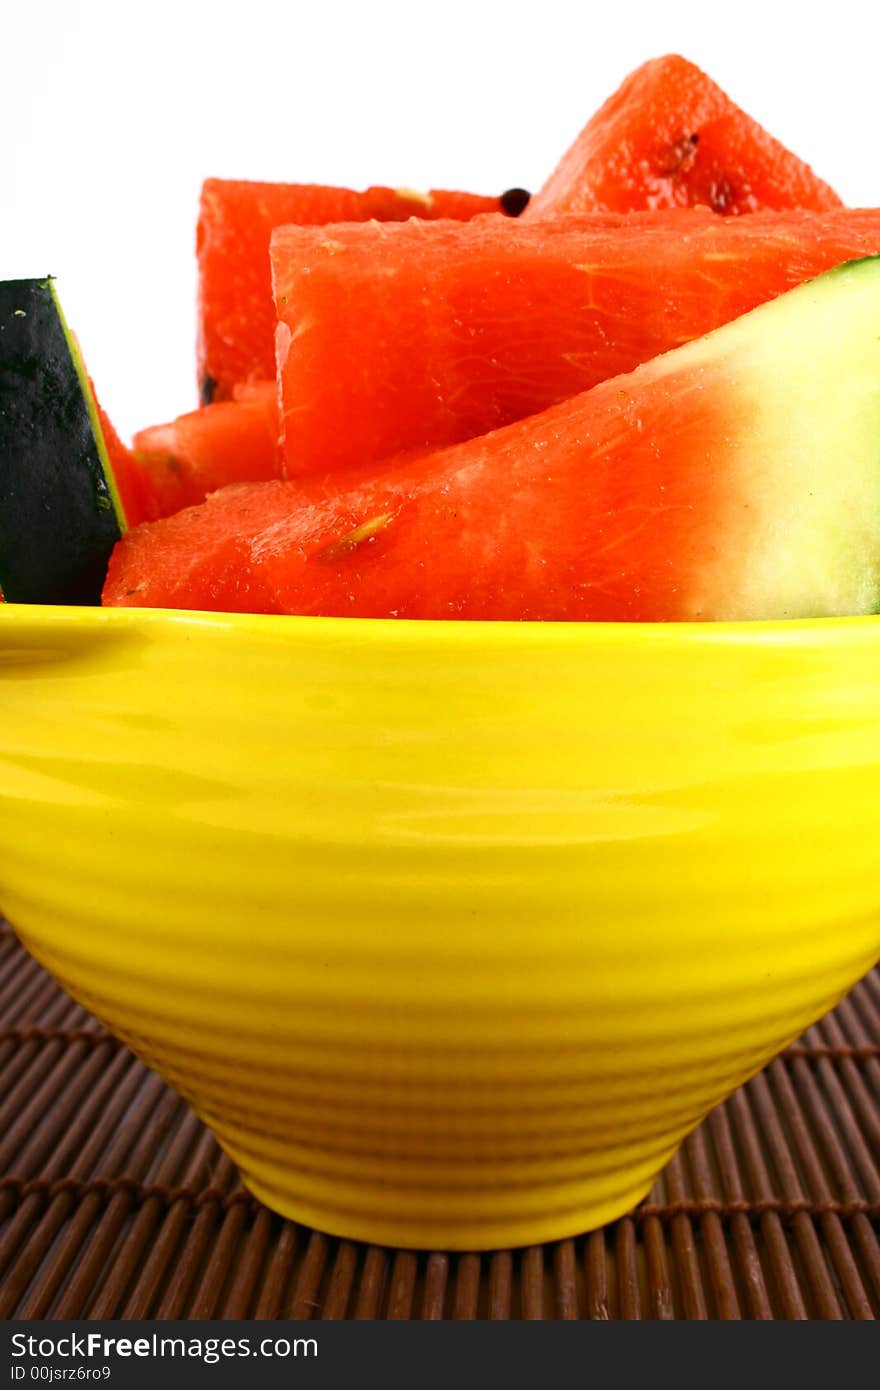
{"left": 1, "top": 604, "right": 879, "bottom": 1250}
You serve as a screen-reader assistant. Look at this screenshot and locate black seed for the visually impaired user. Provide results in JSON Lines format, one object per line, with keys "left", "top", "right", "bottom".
{"left": 500, "top": 187, "right": 531, "bottom": 217}
{"left": 200, "top": 375, "right": 218, "bottom": 406}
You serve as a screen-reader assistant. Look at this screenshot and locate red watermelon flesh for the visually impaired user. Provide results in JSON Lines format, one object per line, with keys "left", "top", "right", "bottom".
{"left": 93, "top": 401, "right": 160, "bottom": 528}
{"left": 103, "top": 259, "right": 880, "bottom": 624}
{"left": 197, "top": 180, "right": 506, "bottom": 401}
{"left": 133, "top": 382, "right": 279, "bottom": 518}
{"left": 270, "top": 207, "right": 880, "bottom": 479}
{"left": 525, "top": 55, "right": 841, "bottom": 219}
{"left": 74, "top": 360, "right": 160, "bottom": 528}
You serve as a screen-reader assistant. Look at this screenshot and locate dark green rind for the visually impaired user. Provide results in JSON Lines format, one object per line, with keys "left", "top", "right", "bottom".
{"left": 0, "top": 278, "right": 125, "bottom": 604}
{"left": 48, "top": 280, "right": 127, "bottom": 536}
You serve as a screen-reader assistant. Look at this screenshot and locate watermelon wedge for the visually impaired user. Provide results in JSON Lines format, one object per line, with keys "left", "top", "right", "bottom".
{"left": 104, "top": 258, "right": 880, "bottom": 623}
{"left": 0, "top": 278, "right": 134, "bottom": 605}
{"left": 270, "top": 208, "right": 880, "bottom": 479}
{"left": 134, "top": 382, "right": 279, "bottom": 517}
{"left": 198, "top": 179, "right": 509, "bottom": 401}
{"left": 525, "top": 55, "right": 841, "bottom": 219}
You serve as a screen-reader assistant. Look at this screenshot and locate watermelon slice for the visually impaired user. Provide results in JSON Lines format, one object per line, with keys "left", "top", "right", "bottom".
{"left": 270, "top": 208, "right": 880, "bottom": 479}
{"left": 104, "top": 258, "right": 880, "bottom": 623}
{"left": 134, "top": 382, "right": 279, "bottom": 518}
{"left": 525, "top": 55, "right": 841, "bottom": 219}
{"left": 197, "top": 179, "right": 511, "bottom": 401}
{"left": 0, "top": 278, "right": 129, "bottom": 605}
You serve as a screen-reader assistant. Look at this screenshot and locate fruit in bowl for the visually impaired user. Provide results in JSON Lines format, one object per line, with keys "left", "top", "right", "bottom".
{"left": 2, "top": 55, "right": 880, "bottom": 1249}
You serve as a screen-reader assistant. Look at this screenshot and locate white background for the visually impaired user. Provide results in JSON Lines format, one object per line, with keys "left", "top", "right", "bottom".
{"left": 2, "top": 0, "right": 877, "bottom": 436}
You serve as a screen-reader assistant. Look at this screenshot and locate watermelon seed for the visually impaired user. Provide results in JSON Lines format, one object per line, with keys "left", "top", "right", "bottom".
{"left": 314, "top": 512, "right": 394, "bottom": 563}
{"left": 657, "top": 133, "right": 700, "bottom": 178}
{"left": 500, "top": 188, "right": 531, "bottom": 217}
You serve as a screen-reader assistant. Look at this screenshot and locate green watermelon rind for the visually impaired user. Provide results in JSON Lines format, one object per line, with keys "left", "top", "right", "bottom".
{"left": 47, "top": 278, "right": 127, "bottom": 535}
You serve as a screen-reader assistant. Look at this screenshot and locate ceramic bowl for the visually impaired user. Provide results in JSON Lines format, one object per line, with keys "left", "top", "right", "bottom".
{"left": 1, "top": 604, "right": 879, "bottom": 1249}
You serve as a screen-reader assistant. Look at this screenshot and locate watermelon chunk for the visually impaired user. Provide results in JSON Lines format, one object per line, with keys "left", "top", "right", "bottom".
{"left": 270, "top": 208, "right": 880, "bottom": 479}
{"left": 526, "top": 55, "right": 841, "bottom": 219}
{"left": 197, "top": 179, "right": 509, "bottom": 401}
{"left": 134, "top": 382, "right": 279, "bottom": 518}
{"left": 104, "top": 258, "right": 880, "bottom": 623}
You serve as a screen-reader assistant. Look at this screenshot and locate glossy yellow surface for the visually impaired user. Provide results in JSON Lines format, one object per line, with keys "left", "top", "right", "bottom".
{"left": 1, "top": 604, "right": 879, "bottom": 1249}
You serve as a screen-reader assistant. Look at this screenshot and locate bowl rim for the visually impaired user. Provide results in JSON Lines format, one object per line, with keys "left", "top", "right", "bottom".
{"left": 2, "top": 602, "right": 880, "bottom": 652}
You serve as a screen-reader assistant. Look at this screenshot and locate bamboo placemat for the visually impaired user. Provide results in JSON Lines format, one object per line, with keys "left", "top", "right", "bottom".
{"left": 1, "top": 919, "right": 878, "bottom": 1319}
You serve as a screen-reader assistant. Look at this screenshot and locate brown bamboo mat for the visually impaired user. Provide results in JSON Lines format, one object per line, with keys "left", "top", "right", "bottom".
{"left": 1, "top": 920, "right": 878, "bottom": 1320}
